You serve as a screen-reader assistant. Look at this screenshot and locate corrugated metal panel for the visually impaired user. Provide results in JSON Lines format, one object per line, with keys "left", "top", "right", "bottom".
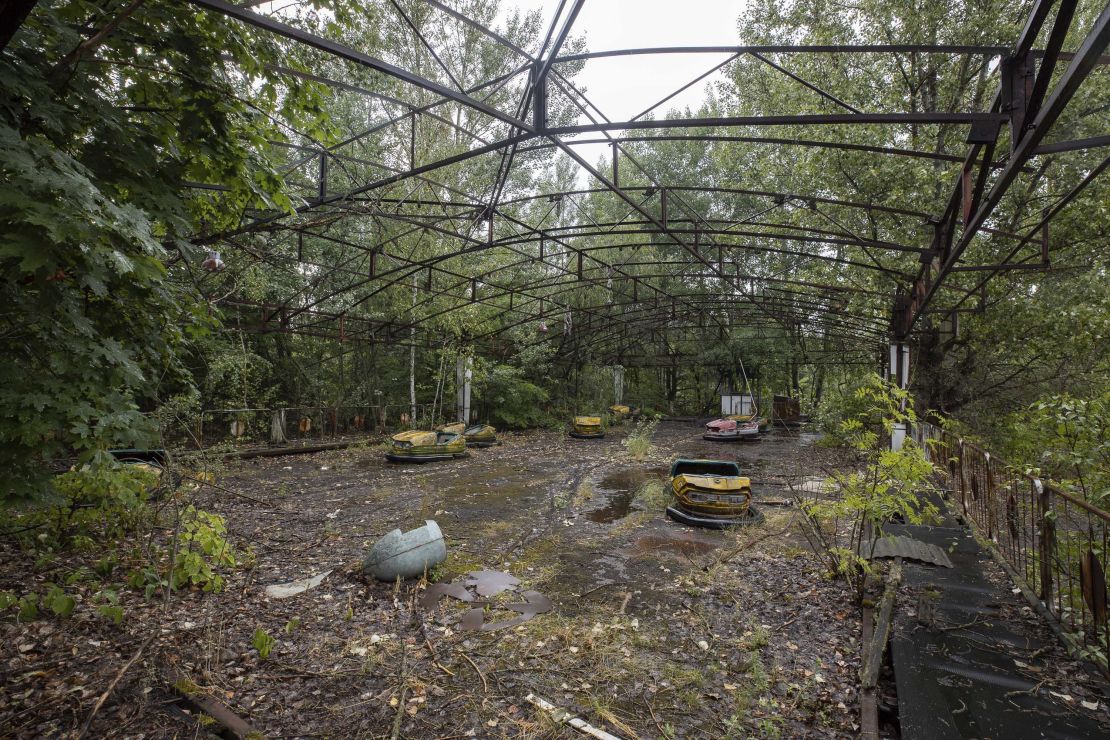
{"left": 863, "top": 535, "right": 954, "bottom": 568}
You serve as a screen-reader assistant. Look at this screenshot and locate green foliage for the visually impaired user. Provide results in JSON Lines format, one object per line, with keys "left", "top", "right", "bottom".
{"left": 0, "top": 1, "right": 335, "bottom": 501}
{"left": 0, "top": 584, "right": 77, "bottom": 622}
{"left": 252, "top": 628, "right": 276, "bottom": 660}
{"left": 998, "top": 393, "right": 1109, "bottom": 508}
{"left": 803, "top": 375, "right": 938, "bottom": 592}
{"left": 473, "top": 362, "right": 552, "bottom": 429}
{"left": 50, "top": 463, "right": 159, "bottom": 536}
{"left": 17, "top": 593, "right": 39, "bottom": 622}
{"left": 171, "top": 506, "right": 237, "bottom": 592}
{"left": 43, "top": 583, "right": 75, "bottom": 617}
{"left": 95, "top": 589, "right": 124, "bottom": 626}
{"left": 633, "top": 480, "right": 671, "bottom": 510}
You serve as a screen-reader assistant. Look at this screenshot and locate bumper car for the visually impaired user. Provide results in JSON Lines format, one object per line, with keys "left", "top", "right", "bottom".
{"left": 386, "top": 430, "right": 468, "bottom": 463}
{"left": 608, "top": 404, "right": 631, "bottom": 422}
{"left": 437, "top": 422, "right": 500, "bottom": 448}
{"left": 703, "top": 416, "right": 761, "bottom": 441}
{"left": 665, "top": 459, "right": 764, "bottom": 529}
{"left": 569, "top": 416, "right": 605, "bottom": 439}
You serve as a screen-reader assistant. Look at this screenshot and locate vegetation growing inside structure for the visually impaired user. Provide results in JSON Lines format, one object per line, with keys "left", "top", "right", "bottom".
{"left": 801, "top": 375, "right": 940, "bottom": 594}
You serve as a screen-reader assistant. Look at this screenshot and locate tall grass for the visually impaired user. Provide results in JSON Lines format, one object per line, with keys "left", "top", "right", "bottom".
{"left": 622, "top": 415, "right": 660, "bottom": 461}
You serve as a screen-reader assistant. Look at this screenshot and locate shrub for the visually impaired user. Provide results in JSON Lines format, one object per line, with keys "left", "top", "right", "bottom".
{"left": 473, "top": 363, "right": 553, "bottom": 429}
{"left": 800, "top": 374, "right": 939, "bottom": 595}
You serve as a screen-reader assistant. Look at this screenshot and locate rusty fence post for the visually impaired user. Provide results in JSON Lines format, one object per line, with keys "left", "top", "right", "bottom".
{"left": 985, "top": 452, "right": 996, "bottom": 541}
{"left": 1036, "top": 478, "right": 1055, "bottom": 606}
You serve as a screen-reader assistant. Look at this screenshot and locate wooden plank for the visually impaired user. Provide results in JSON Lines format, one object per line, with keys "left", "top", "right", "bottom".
{"left": 860, "top": 558, "right": 903, "bottom": 689}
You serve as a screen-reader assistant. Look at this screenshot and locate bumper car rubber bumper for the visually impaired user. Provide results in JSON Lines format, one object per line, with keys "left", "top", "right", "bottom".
{"left": 385, "top": 451, "right": 469, "bottom": 463}
{"left": 666, "top": 504, "right": 765, "bottom": 529}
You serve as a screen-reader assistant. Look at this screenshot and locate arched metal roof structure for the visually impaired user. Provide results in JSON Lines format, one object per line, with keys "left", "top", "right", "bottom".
{"left": 184, "top": 0, "right": 1109, "bottom": 368}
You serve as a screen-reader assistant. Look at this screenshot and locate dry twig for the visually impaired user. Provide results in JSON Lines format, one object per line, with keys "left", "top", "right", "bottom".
{"left": 77, "top": 635, "right": 156, "bottom": 740}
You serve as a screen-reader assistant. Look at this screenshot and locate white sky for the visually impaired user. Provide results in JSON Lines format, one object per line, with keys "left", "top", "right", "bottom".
{"left": 508, "top": 0, "right": 749, "bottom": 167}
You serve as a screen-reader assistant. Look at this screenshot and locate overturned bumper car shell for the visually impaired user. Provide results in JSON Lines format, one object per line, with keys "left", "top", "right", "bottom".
{"left": 570, "top": 416, "right": 604, "bottom": 439}
{"left": 363, "top": 520, "right": 447, "bottom": 581}
{"left": 437, "top": 422, "right": 499, "bottom": 447}
{"left": 666, "top": 459, "right": 763, "bottom": 528}
{"left": 703, "top": 417, "right": 760, "bottom": 441}
{"left": 386, "top": 430, "right": 468, "bottom": 463}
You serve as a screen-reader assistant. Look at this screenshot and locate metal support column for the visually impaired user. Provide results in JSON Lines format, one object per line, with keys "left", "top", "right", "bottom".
{"left": 889, "top": 341, "right": 910, "bottom": 450}
{"left": 456, "top": 355, "right": 473, "bottom": 424}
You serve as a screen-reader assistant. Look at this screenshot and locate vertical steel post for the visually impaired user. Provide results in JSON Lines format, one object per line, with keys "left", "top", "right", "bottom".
{"left": 1037, "top": 479, "right": 1055, "bottom": 604}
{"left": 530, "top": 61, "right": 547, "bottom": 130}
{"left": 889, "top": 341, "right": 909, "bottom": 450}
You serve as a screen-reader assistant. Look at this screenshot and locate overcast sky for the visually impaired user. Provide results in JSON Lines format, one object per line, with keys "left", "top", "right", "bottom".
{"left": 508, "top": 0, "right": 749, "bottom": 166}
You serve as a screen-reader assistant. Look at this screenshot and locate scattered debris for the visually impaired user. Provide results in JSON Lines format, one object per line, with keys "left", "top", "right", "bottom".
{"left": 466, "top": 569, "right": 520, "bottom": 597}
{"left": 420, "top": 570, "right": 551, "bottom": 631}
{"left": 418, "top": 581, "right": 474, "bottom": 610}
{"left": 167, "top": 670, "right": 261, "bottom": 739}
{"left": 363, "top": 520, "right": 447, "bottom": 581}
{"left": 264, "top": 570, "right": 332, "bottom": 599}
{"left": 524, "top": 693, "right": 624, "bottom": 740}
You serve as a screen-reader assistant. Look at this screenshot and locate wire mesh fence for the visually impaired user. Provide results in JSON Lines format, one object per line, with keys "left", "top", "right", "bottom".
{"left": 915, "top": 422, "right": 1109, "bottom": 671}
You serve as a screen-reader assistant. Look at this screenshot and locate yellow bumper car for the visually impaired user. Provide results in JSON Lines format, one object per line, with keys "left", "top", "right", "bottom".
{"left": 437, "top": 422, "right": 500, "bottom": 448}
{"left": 386, "top": 430, "right": 468, "bottom": 463}
{"left": 569, "top": 416, "right": 605, "bottom": 439}
{"left": 665, "top": 459, "right": 764, "bottom": 528}
{"left": 608, "top": 404, "right": 631, "bottom": 422}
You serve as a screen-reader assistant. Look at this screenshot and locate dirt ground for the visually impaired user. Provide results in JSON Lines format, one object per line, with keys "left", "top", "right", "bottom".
{"left": 1, "top": 421, "right": 865, "bottom": 738}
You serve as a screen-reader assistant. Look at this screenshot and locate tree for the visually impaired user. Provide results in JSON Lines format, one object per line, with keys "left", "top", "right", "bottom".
{"left": 0, "top": 1, "right": 332, "bottom": 499}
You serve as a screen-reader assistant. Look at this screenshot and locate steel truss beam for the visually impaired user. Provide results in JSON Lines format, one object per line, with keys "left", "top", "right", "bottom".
{"left": 176, "top": 0, "right": 1109, "bottom": 368}
{"left": 896, "top": 0, "right": 1110, "bottom": 337}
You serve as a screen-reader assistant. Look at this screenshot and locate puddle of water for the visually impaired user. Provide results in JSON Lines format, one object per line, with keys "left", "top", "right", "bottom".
{"left": 586, "top": 467, "right": 666, "bottom": 523}
{"left": 586, "top": 492, "right": 634, "bottom": 523}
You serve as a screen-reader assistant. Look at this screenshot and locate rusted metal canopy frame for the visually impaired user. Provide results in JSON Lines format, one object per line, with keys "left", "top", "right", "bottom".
{"left": 517, "top": 310, "right": 889, "bottom": 363}
{"left": 897, "top": 0, "right": 1110, "bottom": 338}
{"left": 397, "top": 242, "right": 908, "bottom": 332}
{"left": 473, "top": 293, "right": 892, "bottom": 344}
{"left": 268, "top": 218, "right": 648, "bottom": 338}
{"left": 403, "top": 262, "right": 892, "bottom": 323}
{"left": 183, "top": 0, "right": 1105, "bottom": 363}
{"left": 403, "top": 281, "right": 891, "bottom": 343}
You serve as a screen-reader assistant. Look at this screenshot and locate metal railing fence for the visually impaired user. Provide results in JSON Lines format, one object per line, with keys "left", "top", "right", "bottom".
{"left": 914, "top": 422, "right": 1109, "bottom": 669}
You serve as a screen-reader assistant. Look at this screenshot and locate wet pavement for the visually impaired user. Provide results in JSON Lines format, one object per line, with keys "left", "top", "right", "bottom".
{"left": 888, "top": 517, "right": 1110, "bottom": 739}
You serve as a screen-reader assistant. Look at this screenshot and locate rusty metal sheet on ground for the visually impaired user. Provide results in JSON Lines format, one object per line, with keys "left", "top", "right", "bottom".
{"left": 420, "top": 570, "right": 550, "bottom": 632}
{"left": 864, "top": 535, "right": 954, "bottom": 568}
{"left": 418, "top": 581, "right": 474, "bottom": 610}
{"left": 466, "top": 569, "right": 520, "bottom": 597}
